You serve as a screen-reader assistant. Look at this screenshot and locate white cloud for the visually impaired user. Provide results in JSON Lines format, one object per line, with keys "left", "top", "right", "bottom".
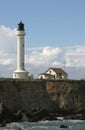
{"left": 26, "top": 46, "right": 62, "bottom": 67}
{"left": 0, "top": 50, "right": 15, "bottom": 65}
{"left": 65, "top": 46, "right": 85, "bottom": 67}
{"left": 42, "top": 46, "right": 61, "bottom": 56}
{"left": 0, "top": 25, "right": 16, "bottom": 52}
{"left": 0, "top": 25, "right": 16, "bottom": 77}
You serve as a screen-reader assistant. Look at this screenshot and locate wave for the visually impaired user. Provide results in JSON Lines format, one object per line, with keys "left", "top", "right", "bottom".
{"left": 0, "top": 120, "right": 85, "bottom": 130}
{"left": 68, "top": 120, "right": 85, "bottom": 123}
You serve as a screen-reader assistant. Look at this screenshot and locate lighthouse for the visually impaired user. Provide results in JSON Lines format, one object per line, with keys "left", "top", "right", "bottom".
{"left": 13, "top": 21, "right": 28, "bottom": 79}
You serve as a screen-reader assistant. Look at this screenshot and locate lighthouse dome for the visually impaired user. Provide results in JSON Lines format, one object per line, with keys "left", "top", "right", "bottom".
{"left": 18, "top": 21, "right": 24, "bottom": 31}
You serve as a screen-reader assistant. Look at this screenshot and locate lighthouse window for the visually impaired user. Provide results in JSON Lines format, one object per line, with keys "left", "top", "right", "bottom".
{"left": 23, "top": 44, "right": 24, "bottom": 47}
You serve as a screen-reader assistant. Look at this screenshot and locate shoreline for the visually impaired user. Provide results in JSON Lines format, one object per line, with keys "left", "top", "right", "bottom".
{"left": 0, "top": 103, "right": 85, "bottom": 127}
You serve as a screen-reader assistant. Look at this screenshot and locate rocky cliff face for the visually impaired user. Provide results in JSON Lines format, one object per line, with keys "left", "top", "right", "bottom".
{"left": 46, "top": 80, "right": 85, "bottom": 113}
{"left": 0, "top": 79, "right": 84, "bottom": 113}
{"left": 0, "top": 79, "right": 55, "bottom": 112}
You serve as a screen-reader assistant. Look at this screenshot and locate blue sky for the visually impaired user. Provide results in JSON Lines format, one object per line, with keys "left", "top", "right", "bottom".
{"left": 0, "top": 0, "right": 85, "bottom": 79}
{"left": 0, "top": 0, "right": 85, "bottom": 47}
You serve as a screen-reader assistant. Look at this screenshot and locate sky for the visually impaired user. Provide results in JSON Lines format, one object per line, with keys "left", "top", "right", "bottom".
{"left": 0, "top": 0, "right": 85, "bottom": 79}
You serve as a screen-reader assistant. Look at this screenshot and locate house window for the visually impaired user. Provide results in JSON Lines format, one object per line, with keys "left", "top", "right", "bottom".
{"left": 40, "top": 76, "right": 43, "bottom": 79}
{"left": 53, "top": 75, "right": 56, "bottom": 79}
{"left": 49, "top": 70, "right": 51, "bottom": 73}
{"left": 58, "top": 73, "right": 62, "bottom": 79}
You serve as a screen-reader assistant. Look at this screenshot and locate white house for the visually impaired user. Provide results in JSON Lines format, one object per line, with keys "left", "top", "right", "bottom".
{"left": 38, "top": 68, "right": 68, "bottom": 80}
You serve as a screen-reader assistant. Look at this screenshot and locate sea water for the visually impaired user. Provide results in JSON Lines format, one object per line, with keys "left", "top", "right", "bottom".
{"left": 0, "top": 120, "right": 85, "bottom": 130}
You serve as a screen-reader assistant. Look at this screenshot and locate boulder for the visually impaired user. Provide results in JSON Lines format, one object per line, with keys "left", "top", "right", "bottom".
{"left": 60, "top": 124, "right": 69, "bottom": 128}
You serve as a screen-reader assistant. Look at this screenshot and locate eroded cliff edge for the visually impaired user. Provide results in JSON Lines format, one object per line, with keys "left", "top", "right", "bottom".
{"left": 0, "top": 79, "right": 85, "bottom": 113}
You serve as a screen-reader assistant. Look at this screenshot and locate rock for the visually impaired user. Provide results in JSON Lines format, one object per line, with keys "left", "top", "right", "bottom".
{"left": 31, "top": 107, "right": 57, "bottom": 121}
{"left": 0, "top": 102, "right": 15, "bottom": 124}
{"left": 33, "top": 107, "right": 50, "bottom": 121}
{"left": 15, "top": 107, "right": 58, "bottom": 122}
{"left": 16, "top": 109, "right": 35, "bottom": 122}
{"left": 60, "top": 125, "right": 69, "bottom": 128}
{"left": 16, "top": 109, "right": 24, "bottom": 120}
{"left": 16, "top": 109, "right": 28, "bottom": 121}
{"left": 64, "top": 113, "right": 85, "bottom": 120}
{"left": 0, "top": 122, "right": 6, "bottom": 127}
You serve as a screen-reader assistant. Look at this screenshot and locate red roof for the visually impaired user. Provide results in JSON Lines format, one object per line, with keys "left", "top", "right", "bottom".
{"left": 46, "top": 68, "right": 68, "bottom": 75}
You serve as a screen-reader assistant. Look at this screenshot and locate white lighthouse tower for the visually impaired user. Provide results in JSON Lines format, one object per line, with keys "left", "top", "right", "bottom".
{"left": 13, "top": 21, "right": 28, "bottom": 79}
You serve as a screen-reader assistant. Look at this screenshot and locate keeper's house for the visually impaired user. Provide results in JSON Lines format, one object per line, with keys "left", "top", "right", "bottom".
{"left": 38, "top": 68, "right": 68, "bottom": 80}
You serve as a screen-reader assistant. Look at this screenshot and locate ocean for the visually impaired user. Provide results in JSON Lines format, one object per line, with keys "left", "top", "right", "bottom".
{"left": 0, "top": 120, "right": 85, "bottom": 130}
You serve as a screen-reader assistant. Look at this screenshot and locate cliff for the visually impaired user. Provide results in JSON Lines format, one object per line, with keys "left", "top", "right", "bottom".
{"left": 0, "top": 79, "right": 85, "bottom": 113}
{"left": 46, "top": 80, "right": 85, "bottom": 113}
